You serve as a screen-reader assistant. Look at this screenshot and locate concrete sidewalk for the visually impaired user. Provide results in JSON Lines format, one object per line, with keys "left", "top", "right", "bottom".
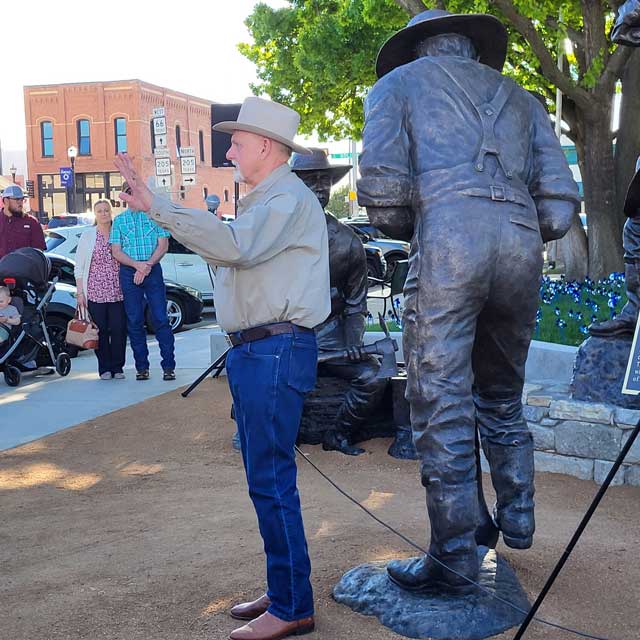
{"left": 0, "top": 320, "right": 220, "bottom": 451}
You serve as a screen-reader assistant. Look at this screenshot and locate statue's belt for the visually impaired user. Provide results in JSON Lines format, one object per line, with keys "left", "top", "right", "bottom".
{"left": 228, "top": 322, "right": 314, "bottom": 347}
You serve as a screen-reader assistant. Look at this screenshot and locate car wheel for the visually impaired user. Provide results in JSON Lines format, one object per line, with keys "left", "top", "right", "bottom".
{"left": 147, "top": 295, "right": 185, "bottom": 333}
{"left": 38, "top": 314, "right": 79, "bottom": 366}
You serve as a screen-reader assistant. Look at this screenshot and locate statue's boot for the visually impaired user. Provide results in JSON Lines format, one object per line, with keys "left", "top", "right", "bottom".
{"left": 474, "top": 429, "right": 499, "bottom": 548}
{"left": 484, "top": 441, "right": 535, "bottom": 549}
{"left": 387, "top": 481, "right": 479, "bottom": 595}
{"left": 322, "top": 430, "right": 365, "bottom": 456}
{"left": 589, "top": 262, "right": 639, "bottom": 336}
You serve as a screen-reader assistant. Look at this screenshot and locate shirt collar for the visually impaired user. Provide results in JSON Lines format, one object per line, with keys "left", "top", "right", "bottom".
{"left": 238, "top": 163, "right": 291, "bottom": 212}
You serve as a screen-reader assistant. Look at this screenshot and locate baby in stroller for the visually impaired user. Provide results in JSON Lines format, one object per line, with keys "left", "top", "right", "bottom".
{"left": 0, "top": 247, "right": 71, "bottom": 386}
{"left": 0, "top": 285, "right": 21, "bottom": 344}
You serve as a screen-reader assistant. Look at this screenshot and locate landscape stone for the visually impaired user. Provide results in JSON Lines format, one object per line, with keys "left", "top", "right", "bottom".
{"left": 625, "top": 465, "right": 640, "bottom": 486}
{"left": 534, "top": 451, "right": 594, "bottom": 480}
{"left": 529, "top": 425, "right": 555, "bottom": 450}
{"left": 540, "top": 418, "right": 559, "bottom": 427}
{"left": 522, "top": 383, "right": 542, "bottom": 404}
{"left": 593, "top": 460, "right": 626, "bottom": 486}
{"left": 554, "top": 421, "right": 622, "bottom": 461}
{"left": 613, "top": 407, "right": 640, "bottom": 429}
{"left": 549, "top": 399, "right": 613, "bottom": 424}
{"left": 523, "top": 405, "right": 547, "bottom": 422}
{"left": 621, "top": 431, "right": 640, "bottom": 464}
{"left": 528, "top": 395, "right": 552, "bottom": 407}
{"left": 571, "top": 336, "right": 640, "bottom": 409}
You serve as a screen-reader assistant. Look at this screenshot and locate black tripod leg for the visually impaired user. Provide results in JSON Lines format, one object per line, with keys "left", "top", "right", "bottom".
{"left": 181, "top": 348, "right": 229, "bottom": 398}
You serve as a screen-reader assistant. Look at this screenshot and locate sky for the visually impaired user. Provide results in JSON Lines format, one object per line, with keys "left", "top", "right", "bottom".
{"left": 0, "top": 0, "right": 291, "bottom": 157}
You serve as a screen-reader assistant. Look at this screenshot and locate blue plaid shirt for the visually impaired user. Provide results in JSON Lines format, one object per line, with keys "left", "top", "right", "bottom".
{"left": 110, "top": 209, "right": 170, "bottom": 261}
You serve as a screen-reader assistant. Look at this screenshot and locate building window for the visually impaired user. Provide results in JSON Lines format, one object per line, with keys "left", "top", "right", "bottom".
{"left": 199, "top": 130, "right": 205, "bottom": 162}
{"left": 203, "top": 186, "right": 208, "bottom": 198}
{"left": 114, "top": 118, "right": 127, "bottom": 153}
{"left": 41, "top": 121, "right": 54, "bottom": 157}
{"left": 77, "top": 119, "right": 91, "bottom": 155}
{"left": 224, "top": 188, "right": 229, "bottom": 202}
{"left": 175, "top": 124, "right": 182, "bottom": 152}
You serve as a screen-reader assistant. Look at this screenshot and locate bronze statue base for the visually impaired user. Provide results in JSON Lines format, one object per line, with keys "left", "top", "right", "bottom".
{"left": 333, "top": 547, "right": 529, "bottom": 640}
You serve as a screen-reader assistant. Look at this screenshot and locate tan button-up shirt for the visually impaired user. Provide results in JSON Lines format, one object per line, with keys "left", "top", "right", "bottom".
{"left": 149, "top": 163, "right": 331, "bottom": 333}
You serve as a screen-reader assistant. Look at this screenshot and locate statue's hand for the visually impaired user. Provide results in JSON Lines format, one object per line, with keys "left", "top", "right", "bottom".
{"left": 366, "top": 206, "right": 414, "bottom": 241}
{"left": 345, "top": 346, "right": 364, "bottom": 363}
{"left": 536, "top": 198, "right": 576, "bottom": 242}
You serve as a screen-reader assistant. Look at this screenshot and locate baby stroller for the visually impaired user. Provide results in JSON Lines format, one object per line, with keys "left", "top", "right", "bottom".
{"left": 0, "top": 247, "right": 71, "bottom": 387}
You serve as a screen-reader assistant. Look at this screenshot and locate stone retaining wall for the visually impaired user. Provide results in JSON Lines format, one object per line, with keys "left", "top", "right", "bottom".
{"left": 518, "top": 383, "right": 640, "bottom": 486}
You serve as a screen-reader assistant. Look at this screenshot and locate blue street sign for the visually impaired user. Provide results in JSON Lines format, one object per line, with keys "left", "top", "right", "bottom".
{"left": 60, "top": 167, "right": 73, "bottom": 187}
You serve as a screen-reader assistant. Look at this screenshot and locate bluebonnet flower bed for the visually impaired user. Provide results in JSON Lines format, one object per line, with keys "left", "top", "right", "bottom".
{"left": 365, "top": 273, "right": 627, "bottom": 347}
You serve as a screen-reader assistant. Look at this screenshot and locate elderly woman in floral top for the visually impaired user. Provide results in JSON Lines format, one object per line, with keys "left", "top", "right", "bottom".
{"left": 74, "top": 200, "right": 127, "bottom": 380}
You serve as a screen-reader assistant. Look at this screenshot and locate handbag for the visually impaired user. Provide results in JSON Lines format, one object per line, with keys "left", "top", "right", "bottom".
{"left": 65, "top": 307, "right": 99, "bottom": 349}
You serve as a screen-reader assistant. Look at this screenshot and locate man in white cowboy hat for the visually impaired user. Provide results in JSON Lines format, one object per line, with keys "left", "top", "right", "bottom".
{"left": 358, "top": 10, "right": 580, "bottom": 594}
{"left": 291, "top": 148, "right": 387, "bottom": 456}
{"left": 115, "top": 96, "right": 330, "bottom": 640}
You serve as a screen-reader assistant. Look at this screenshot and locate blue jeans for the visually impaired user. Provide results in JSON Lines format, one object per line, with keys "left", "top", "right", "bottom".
{"left": 226, "top": 329, "right": 317, "bottom": 622}
{"left": 119, "top": 264, "right": 175, "bottom": 372}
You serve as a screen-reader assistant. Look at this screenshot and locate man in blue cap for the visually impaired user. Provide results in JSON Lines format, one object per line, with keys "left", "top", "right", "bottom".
{"left": 0, "top": 185, "right": 46, "bottom": 259}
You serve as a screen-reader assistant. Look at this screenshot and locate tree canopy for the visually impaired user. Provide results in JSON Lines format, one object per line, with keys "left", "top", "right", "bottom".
{"left": 240, "top": 0, "right": 640, "bottom": 279}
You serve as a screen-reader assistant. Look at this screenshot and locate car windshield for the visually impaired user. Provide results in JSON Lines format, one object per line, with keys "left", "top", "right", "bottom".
{"left": 48, "top": 216, "right": 79, "bottom": 229}
{"left": 45, "top": 232, "right": 65, "bottom": 252}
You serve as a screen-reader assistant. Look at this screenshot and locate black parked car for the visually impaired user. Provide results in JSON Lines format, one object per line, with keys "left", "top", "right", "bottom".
{"left": 48, "top": 254, "right": 203, "bottom": 333}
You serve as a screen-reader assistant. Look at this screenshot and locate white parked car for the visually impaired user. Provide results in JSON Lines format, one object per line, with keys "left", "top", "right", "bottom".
{"left": 44, "top": 225, "right": 215, "bottom": 307}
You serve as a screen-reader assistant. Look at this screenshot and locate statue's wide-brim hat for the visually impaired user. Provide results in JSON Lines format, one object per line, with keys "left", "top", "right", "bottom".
{"left": 290, "top": 147, "right": 351, "bottom": 184}
{"left": 213, "top": 96, "right": 311, "bottom": 155}
{"left": 624, "top": 157, "right": 640, "bottom": 217}
{"left": 376, "top": 9, "right": 508, "bottom": 78}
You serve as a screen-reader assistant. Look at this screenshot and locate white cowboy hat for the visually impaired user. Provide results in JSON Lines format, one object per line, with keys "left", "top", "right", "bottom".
{"left": 212, "top": 97, "right": 311, "bottom": 155}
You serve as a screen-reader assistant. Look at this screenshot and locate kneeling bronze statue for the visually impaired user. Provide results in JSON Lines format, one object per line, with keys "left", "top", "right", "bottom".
{"left": 291, "top": 148, "right": 387, "bottom": 456}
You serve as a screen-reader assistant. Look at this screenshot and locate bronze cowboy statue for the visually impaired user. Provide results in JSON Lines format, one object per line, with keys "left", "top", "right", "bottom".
{"left": 358, "top": 10, "right": 579, "bottom": 593}
{"left": 291, "top": 148, "right": 387, "bottom": 456}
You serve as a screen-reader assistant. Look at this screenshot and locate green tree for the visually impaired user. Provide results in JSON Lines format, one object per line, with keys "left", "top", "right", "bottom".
{"left": 328, "top": 183, "right": 351, "bottom": 217}
{"left": 241, "top": 0, "right": 640, "bottom": 280}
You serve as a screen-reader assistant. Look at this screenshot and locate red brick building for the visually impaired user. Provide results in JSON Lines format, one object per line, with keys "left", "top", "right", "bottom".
{"left": 24, "top": 79, "right": 245, "bottom": 219}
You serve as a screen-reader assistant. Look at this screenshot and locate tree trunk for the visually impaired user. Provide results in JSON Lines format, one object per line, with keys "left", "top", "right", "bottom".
{"left": 615, "top": 49, "right": 640, "bottom": 233}
{"left": 552, "top": 213, "right": 588, "bottom": 281}
{"left": 579, "top": 104, "right": 624, "bottom": 279}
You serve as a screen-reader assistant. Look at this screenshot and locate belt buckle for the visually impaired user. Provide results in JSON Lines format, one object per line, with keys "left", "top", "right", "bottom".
{"left": 490, "top": 185, "right": 506, "bottom": 201}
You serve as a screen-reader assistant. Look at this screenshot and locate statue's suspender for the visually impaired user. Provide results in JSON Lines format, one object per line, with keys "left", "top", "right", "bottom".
{"left": 430, "top": 60, "right": 515, "bottom": 179}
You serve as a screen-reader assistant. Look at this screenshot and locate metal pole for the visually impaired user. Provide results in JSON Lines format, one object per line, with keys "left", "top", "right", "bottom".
{"left": 513, "top": 418, "right": 640, "bottom": 639}
{"left": 70, "top": 157, "right": 76, "bottom": 214}
{"left": 555, "top": 10, "right": 564, "bottom": 140}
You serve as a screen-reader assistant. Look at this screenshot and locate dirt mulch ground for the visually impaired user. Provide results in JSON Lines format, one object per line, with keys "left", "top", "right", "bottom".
{"left": 1, "top": 378, "right": 639, "bottom": 640}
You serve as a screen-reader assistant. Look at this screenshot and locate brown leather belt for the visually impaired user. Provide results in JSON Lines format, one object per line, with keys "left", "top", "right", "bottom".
{"left": 228, "top": 322, "right": 314, "bottom": 347}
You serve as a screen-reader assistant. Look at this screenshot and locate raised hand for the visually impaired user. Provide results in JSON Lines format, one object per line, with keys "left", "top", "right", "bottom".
{"left": 114, "top": 153, "right": 154, "bottom": 212}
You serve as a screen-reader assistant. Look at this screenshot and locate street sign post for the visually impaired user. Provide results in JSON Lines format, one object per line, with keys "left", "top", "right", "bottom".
{"left": 152, "top": 107, "right": 165, "bottom": 118}
{"left": 153, "top": 116, "right": 167, "bottom": 136}
{"left": 155, "top": 175, "right": 172, "bottom": 189}
{"left": 155, "top": 157, "right": 171, "bottom": 176}
{"left": 179, "top": 147, "right": 195, "bottom": 157}
{"left": 181, "top": 175, "right": 197, "bottom": 187}
{"left": 155, "top": 133, "right": 167, "bottom": 147}
{"left": 153, "top": 147, "right": 170, "bottom": 158}
{"left": 180, "top": 156, "right": 196, "bottom": 174}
